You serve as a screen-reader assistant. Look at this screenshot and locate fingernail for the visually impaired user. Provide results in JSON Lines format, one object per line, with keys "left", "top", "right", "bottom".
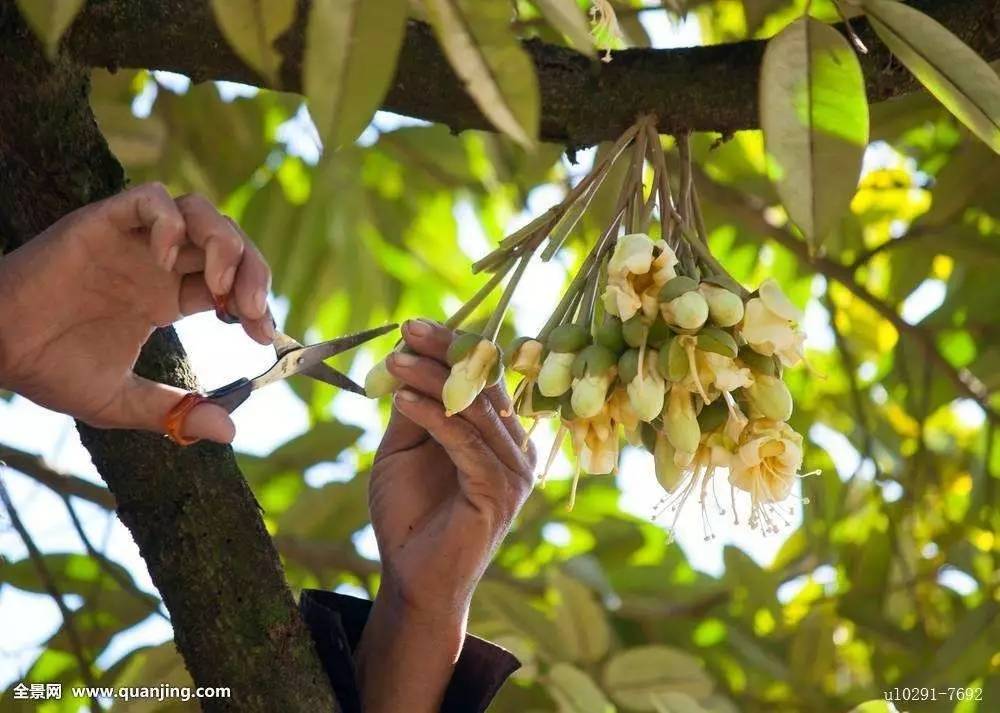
{"left": 253, "top": 289, "right": 268, "bottom": 318}
{"left": 219, "top": 266, "right": 236, "bottom": 294}
{"left": 162, "top": 245, "right": 179, "bottom": 271}
{"left": 405, "top": 319, "right": 429, "bottom": 336}
{"left": 395, "top": 389, "right": 419, "bottom": 403}
{"left": 392, "top": 352, "right": 418, "bottom": 367}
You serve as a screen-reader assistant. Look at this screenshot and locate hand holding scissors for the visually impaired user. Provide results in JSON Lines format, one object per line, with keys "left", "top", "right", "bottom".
{"left": 164, "top": 293, "right": 396, "bottom": 446}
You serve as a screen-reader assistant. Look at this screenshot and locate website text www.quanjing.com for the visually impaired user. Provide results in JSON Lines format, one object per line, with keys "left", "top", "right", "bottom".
{"left": 74, "top": 685, "right": 231, "bottom": 703}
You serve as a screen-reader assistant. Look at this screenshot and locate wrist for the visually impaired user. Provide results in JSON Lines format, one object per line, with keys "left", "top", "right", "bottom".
{"left": 374, "top": 574, "right": 470, "bottom": 634}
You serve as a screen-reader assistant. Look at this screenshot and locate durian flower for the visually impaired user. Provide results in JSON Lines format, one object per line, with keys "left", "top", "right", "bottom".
{"left": 602, "top": 233, "right": 678, "bottom": 322}
{"left": 607, "top": 387, "right": 641, "bottom": 445}
{"left": 364, "top": 357, "right": 399, "bottom": 398}
{"left": 568, "top": 409, "right": 619, "bottom": 475}
{"left": 740, "top": 279, "right": 806, "bottom": 366}
{"left": 442, "top": 339, "right": 500, "bottom": 416}
{"left": 660, "top": 289, "right": 709, "bottom": 331}
{"left": 729, "top": 418, "right": 805, "bottom": 533}
{"left": 537, "top": 351, "right": 576, "bottom": 397}
{"left": 571, "top": 371, "right": 616, "bottom": 419}
{"left": 745, "top": 373, "right": 793, "bottom": 422}
{"left": 698, "top": 282, "right": 745, "bottom": 327}
{"left": 653, "top": 430, "right": 734, "bottom": 542}
{"left": 626, "top": 348, "right": 666, "bottom": 422}
{"left": 664, "top": 385, "right": 700, "bottom": 467}
{"left": 509, "top": 338, "right": 544, "bottom": 377}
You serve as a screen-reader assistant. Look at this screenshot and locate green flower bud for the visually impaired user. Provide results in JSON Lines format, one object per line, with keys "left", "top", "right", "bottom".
{"left": 658, "top": 275, "right": 700, "bottom": 303}
{"left": 622, "top": 314, "right": 649, "bottom": 348}
{"left": 647, "top": 318, "right": 673, "bottom": 347}
{"left": 745, "top": 373, "right": 793, "bottom": 421}
{"left": 572, "top": 344, "right": 618, "bottom": 379}
{"left": 364, "top": 357, "right": 399, "bottom": 398}
{"left": 697, "top": 399, "right": 728, "bottom": 433}
{"left": 654, "top": 432, "right": 685, "bottom": 493}
{"left": 696, "top": 326, "right": 738, "bottom": 359}
{"left": 537, "top": 351, "right": 576, "bottom": 397}
{"left": 664, "top": 387, "right": 700, "bottom": 457}
{"left": 657, "top": 336, "right": 689, "bottom": 382}
{"left": 640, "top": 422, "right": 658, "bottom": 452}
{"left": 447, "top": 332, "right": 484, "bottom": 366}
{"left": 559, "top": 389, "right": 579, "bottom": 421}
{"left": 618, "top": 349, "right": 640, "bottom": 385}
{"left": 661, "top": 290, "right": 709, "bottom": 331}
{"left": 699, "top": 282, "right": 745, "bottom": 327}
{"left": 594, "top": 317, "right": 626, "bottom": 353}
{"left": 738, "top": 347, "right": 778, "bottom": 377}
{"left": 547, "top": 323, "right": 590, "bottom": 353}
{"left": 517, "top": 383, "right": 560, "bottom": 417}
{"left": 442, "top": 338, "right": 501, "bottom": 415}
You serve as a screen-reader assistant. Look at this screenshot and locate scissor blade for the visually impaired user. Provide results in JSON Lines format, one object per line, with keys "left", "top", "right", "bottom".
{"left": 301, "top": 362, "right": 366, "bottom": 394}
{"left": 249, "top": 323, "right": 398, "bottom": 393}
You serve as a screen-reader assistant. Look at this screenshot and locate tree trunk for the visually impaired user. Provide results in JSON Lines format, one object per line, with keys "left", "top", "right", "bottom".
{"left": 0, "top": 7, "right": 338, "bottom": 711}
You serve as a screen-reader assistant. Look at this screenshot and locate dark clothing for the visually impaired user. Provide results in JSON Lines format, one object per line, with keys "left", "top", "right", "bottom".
{"left": 299, "top": 590, "right": 519, "bottom": 713}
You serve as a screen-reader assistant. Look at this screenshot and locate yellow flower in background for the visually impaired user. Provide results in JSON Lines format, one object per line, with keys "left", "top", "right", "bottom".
{"left": 740, "top": 279, "right": 806, "bottom": 366}
{"left": 729, "top": 418, "right": 805, "bottom": 532}
{"left": 442, "top": 339, "right": 500, "bottom": 416}
{"left": 603, "top": 233, "right": 678, "bottom": 322}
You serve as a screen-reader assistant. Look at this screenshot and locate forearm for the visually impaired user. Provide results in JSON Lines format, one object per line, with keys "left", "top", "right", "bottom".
{"left": 354, "top": 583, "right": 467, "bottom": 713}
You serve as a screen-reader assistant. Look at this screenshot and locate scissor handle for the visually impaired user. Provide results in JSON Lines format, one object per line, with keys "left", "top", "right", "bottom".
{"left": 164, "top": 378, "right": 253, "bottom": 447}
{"left": 213, "top": 293, "right": 240, "bottom": 324}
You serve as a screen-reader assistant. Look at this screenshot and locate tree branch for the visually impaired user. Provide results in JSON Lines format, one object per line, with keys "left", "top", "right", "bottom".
{"left": 59, "top": 0, "right": 1000, "bottom": 146}
{"left": 0, "top": 6, "right": 338, "bottom": 710}
{"left": 693, "top": 167, "right": 998, "bottom": 424}
{"left": 0, "top": 443, "right": 116, "bottom": 510}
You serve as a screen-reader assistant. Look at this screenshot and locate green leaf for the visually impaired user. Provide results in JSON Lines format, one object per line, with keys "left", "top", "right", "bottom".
{"left": 650, "top": 692, "right": 710, "bottom": 713}
{"left": 603, "top": 646, "right": 714, "bottom": 711}
{"left": 550, "top": 570, "right": 612, "bottom": 663}
{"left": 759, "top": 16, "right": 869, "bottom": 249}
{"left": 862, "top": 0, "right": 1000, "bottom": 153}
{"left": 423, "top": 0, "right": 539, "bottom": 147}
{"left": 475, "top": 581, "right": 562, "bottom": 660}
{"left": 547, "top": 663, "right": 616, "bottom": 713}
{"left": 15, "top": 0, "right": 85, "bottom": 59}
{"left": 304, "top": 0, "right": 408, "bottom": 149}
{"left": 535, "top": 0, "right": 596, "bottom": 57}
{"left": 210, "top": 0, "right": 296, "bottom": 85}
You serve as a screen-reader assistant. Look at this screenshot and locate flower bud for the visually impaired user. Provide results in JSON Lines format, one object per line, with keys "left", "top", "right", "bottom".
{"left": 507, "top": 337, "right": 543, "bottom": 377}
{"left": 657, "top": 336, "right": 689, "bottom": 382}
{"left": 745, "top": 373, "right": 793, "bottom": 421}
{"left": 594, "top": 317, "right": 626, "bottom": 353}
{"left": 738, "top": 346, "right": 778, "bottom": 377}
{"left": 621, "top": 314, "right": 650, "bottom": 348}
{"left": 618, "top": 349, "right": 640, "bottom": 385}
{"left": 442, "top": 338, "right": 500, "bottom": 416}
{"left": 570, "top": 345, "right": 618, "bottom": 418}
{"left": 654, "top": 432, "right": 685, "bottom": 492}
{"left": 627, "top": 350, "right": 666, "bottom": 422}
{"left": 447, "top": 332, "right": 484, "bottom": 365}
{"left": 698, "top": 282, "right": 745, "bottom": 327}
{"left": 517, "top": 383, "right": 560, "bottom": 417}
{"left": 664, "top": 386, "right": 700, "bottom": 460}
{"left": 696, "top": 326, "right": 738, "bottom": 359}
{"left": 661, "top": 290, "right": 709, "bottom": 331}
{"left": 547, "top": 323, "right": 590, "bottom": 354}
{"left": 657, "top": 275, "right": 700, "bottom": 303}
{"left": 364, "top": 357, "right": 399, "bottom": 398}
{"left": 537, "top": 351, "right": 576, "bottom": 397}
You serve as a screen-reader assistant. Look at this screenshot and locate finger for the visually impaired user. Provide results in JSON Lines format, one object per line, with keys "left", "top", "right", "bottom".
{"left": 399, "top": 319, "right": 452, "bottom": 364}
{"left": 483, "top": 382, "right": 530, "bottom": 451}
{"left": 103, "top": 183, "right": 186, "bottom": 271}
{"left": 175, "top": 194, "right": 244, "bottom": 296}
{"left": 376, "top": 405, "right": 430, "bottom": 457}
{"left": 393, "top": 389, "right": 532, "bottom": 493}
{"left": 178, "top": 273, "right": 214, "bottom": 317}
{"left": 174, "top": 245, "right": 206, "bottom": 275}
{"left": 240, "top": 314, "right": 277, "bottom": 346}
{"left": 225, "top": 217, "right": 272, "bottom": 322}
{"left": 386, "top": 352, "right": 527, "bottom": 472}
{"left": 98, "top": 376, "right": 236, "bottom": 444}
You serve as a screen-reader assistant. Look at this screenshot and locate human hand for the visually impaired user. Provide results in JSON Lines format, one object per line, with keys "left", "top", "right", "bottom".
{"left": 0, "top": 183, "right": 273, "bottom": 443}
{"left": 355, "top": 319, "right": 536, "bottom": 712}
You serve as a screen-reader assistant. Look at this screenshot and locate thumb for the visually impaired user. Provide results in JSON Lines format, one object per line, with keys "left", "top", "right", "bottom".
{"left": 120, "top": 375, "right": 236, "bottom": 444}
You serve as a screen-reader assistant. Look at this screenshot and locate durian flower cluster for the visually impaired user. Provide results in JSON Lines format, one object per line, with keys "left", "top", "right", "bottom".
{"left": 409, "top": 233, "right": 808, "bottom": 535}
{"left": 365, "top": 117, "right": 815, "bottom": 536}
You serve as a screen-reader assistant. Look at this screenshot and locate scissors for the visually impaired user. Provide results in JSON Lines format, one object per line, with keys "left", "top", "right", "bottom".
{"left": 164, "top": 294, "right": 397, "bottom": 446}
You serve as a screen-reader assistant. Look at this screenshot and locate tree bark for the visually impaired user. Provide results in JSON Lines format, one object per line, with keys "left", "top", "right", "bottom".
{"left": 59, "top": 0, "right": 1000, "bottom": 147}
{"left": 0, "top": 8, "right": 338, "bottom": 712}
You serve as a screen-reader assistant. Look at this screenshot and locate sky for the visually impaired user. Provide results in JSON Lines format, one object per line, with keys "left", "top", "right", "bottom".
{"left": 0, "top": 6, "right": 982, "bottom": 700}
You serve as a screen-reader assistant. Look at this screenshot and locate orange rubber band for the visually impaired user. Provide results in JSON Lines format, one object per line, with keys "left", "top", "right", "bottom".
{"left": 165, "top": 392, "right": 208, "bottom": 446}
{"left": 213, "top": 292, "right": 234, "bottom": 323}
